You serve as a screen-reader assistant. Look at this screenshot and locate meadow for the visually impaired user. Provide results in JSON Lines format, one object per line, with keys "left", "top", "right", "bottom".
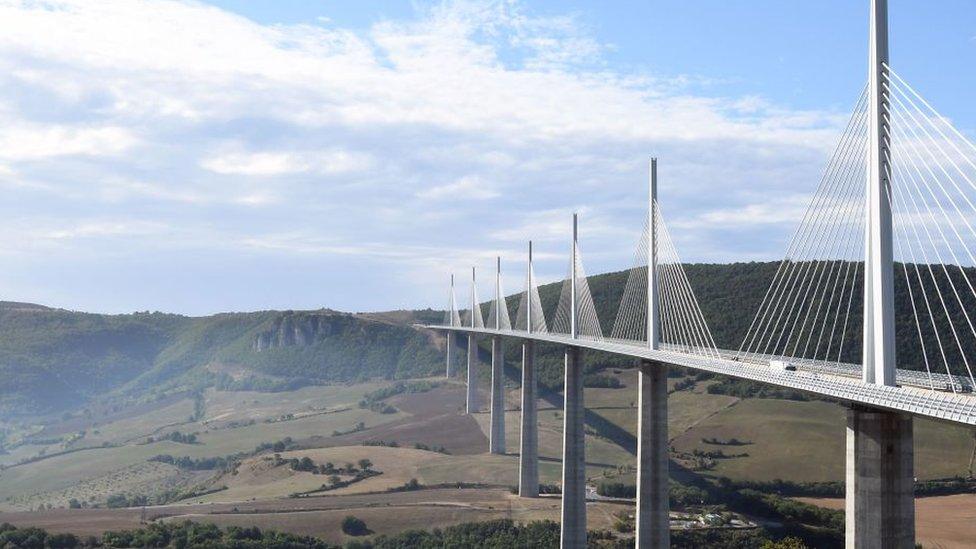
{"left": 2, "top": 366, "right": 975, "bottom": 547}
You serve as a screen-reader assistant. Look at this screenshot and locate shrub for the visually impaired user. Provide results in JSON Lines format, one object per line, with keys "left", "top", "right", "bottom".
{"left": 341, "top": 516, "right": 369, "bottom": 536}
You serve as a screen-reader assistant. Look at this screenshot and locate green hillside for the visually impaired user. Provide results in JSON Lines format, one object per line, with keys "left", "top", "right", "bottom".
{"left": 0, "top": 305, "right": 442, "bottom": 417}
{"left": 525, "top": 260, "right": 974, "bottom": 379}
{"left": 2, "top": 260, "right": 972, "bottom": 417}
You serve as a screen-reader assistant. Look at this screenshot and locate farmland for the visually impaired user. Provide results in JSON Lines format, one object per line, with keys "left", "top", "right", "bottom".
{"left": 1, "top": 365, "right": 975, "bottom": 546}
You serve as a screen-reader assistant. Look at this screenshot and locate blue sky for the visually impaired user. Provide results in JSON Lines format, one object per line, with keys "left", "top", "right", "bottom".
{"left": 0, "top": 0, "right": 973, "bottom": 315}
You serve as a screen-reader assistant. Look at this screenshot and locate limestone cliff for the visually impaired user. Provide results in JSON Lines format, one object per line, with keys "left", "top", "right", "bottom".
{"left": 252, "top": 311, "right": 343, "bottom": 351}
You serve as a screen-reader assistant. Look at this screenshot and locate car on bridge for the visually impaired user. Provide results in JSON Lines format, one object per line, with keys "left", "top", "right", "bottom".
{"left": 769, "top": 359, "right": 797, "bottom": 372}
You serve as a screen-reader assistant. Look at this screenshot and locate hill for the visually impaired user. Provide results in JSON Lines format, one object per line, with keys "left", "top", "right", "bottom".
{"left": 0, "top": 305, "right": 442, "bottom": 417}
{"left": 3, "top": 259, "right": 972, "bottom": 416}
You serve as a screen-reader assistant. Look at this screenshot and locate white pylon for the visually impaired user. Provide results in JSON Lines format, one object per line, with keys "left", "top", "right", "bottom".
{"left": 648, "top": 158, "right": 659, "bottom": 350}
{"left": 863, "top": 0, "right": 896, "bottom": 386}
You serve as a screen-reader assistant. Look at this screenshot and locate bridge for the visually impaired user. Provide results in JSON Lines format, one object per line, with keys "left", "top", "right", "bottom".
{"left": 425, "top": 1, "right": 976, "bottom": 548}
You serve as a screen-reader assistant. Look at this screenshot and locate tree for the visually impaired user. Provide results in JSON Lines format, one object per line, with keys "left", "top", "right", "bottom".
{"left": 761, "top": 537, "right": 808, "bottom": 549}
{"left": 341, "top": 515, "right": 369, "bottom": 536}
{"left": 106, "top": 494, "right": 129, "bottom": 508}
{"left": 357, "top": 458, "right": 372, "bottom": 472}
{"left": 47, "top": 532, "right": 79, "bottom": 549}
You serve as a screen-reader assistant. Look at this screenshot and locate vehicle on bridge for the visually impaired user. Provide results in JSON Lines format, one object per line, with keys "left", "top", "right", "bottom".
{"left": 769, "top": 360, "right": 797, "bottom": 372}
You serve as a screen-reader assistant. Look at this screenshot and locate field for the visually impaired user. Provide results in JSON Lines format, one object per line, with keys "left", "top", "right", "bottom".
{"left": 0, "top": 381, "right": 413, "bottom": 511}
{"left": 0, "top": 488, "right": 629, "bottom": 545}
{"left": 799, "top": 494, "right": 976, "bottom": 549}
{"left": 1, "top": 366, "right": 976, "bottom": 545}
{"left": 670, "top": 394, "right": 976, "bottom": 483}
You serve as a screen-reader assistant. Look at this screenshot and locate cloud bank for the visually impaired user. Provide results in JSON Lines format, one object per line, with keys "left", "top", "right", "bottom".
{"left": 0, "top": 0, "right": 852, "bottom": 313}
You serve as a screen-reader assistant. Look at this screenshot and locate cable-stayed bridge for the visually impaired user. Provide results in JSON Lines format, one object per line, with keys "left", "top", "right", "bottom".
{"left": 426, "top": 1, "right": 976, "bottom": 548}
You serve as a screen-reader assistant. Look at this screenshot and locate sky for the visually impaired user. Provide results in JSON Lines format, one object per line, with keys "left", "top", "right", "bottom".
{"left": 0, "top": 0, "right": 973, "bottom": 315}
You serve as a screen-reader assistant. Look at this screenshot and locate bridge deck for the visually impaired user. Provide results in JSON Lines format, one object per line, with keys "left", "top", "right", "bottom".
{"left": 427, "top": 325, "right": 976, "bottom": 426}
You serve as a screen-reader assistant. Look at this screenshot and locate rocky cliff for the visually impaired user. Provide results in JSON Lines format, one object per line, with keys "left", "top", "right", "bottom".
{"left": 252, "top": 311, "right": 341, "bottom": 351}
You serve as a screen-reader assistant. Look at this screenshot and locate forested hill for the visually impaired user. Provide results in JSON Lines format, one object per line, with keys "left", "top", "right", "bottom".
{"left": 2, "top": 260, "right": 970, "bottom": 417}
{"left": 530, "top": 261, "right": 973, "bottom": 382}
{"left": 0, "top": 302, "right": 443, "bottom": 417}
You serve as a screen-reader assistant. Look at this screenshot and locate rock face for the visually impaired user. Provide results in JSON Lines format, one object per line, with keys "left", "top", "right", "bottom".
{"left": 253, "top": 312, "right": 340, "bottom": 351}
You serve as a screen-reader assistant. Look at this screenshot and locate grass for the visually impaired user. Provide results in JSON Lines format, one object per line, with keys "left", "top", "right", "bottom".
{"left": 471, "top": 369, "right": 745, "bottom": 484}
{"left": 153, "top": 489, "right": 623, "bottom": 545}
{"left": 0, "top": 381, "right": 411, "bottom": 510}
{"left": 5, "top": 366, "right": 976, "bottom": 518}
{"left": 201, "top": 381, "right": 398, "bottom": 425}
{"left": 672, "top": 398, "right": 976, "bottom": 482}
{"left": 79, "top": 398, "right": 197, "bottom": 447}
{"left": 192, "top": 446, "right": 451, "bottom": 503}
{"left": 799, "top": 493, "right": 976, "bottom": 548}
{"left": 5, "top": 461, "right": 207, "bottom": 511}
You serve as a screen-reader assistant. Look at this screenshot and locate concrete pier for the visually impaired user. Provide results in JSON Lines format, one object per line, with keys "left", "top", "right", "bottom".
{"left": 445, "top": 332, "right": 455, "bottom": 378}
{"left": 489, "top": 336, "right": 506, "bottom": 454}
{"left": 519, "top": 340, "right": 538, "bottom": 497}
{"left": 846, "top": 407, "right": 914, "bottom": 549}
{"left": 635, "top": 361, "right": 669, "bottom": 548}
{"left": 560, "top": 346, "right": 586, "bottom": 548}
{"left": 466, "top": 335, "right": 480, "bottom": 414}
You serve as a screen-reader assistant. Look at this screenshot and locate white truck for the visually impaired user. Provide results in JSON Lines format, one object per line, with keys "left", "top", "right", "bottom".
{"left": 769, "top": 359, "right": 797, "bottom": 372}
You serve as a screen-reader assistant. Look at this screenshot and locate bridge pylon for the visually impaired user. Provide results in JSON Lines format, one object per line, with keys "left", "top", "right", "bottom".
{"left": 467, "top": 267, "right": 481, "bottom": 414}
{"left": 560, "top": 213, "right": 587, "bottom": 549}
{"left": 519, "top": 241, "right": 539, "bottom": 497}
{"left": 490, "top": 256, "right": 506, "bottom": 455}
{"left": 446, "top": 274, "right": 457, "bottom": 378}
{"left": 847, "top": 1, "right": 915, "bottom": 547}
{"left": 635, "top": 158, "right": 670, "bottom": 548}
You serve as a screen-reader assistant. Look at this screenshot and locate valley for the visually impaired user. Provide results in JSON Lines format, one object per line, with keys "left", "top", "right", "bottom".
{"left": 3, "top": 365, "right": 975, "bottom": 547}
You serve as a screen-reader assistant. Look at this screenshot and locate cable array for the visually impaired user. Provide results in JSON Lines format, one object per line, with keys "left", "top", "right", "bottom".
{"left": 738, "top": 86, "right": 869, "bottom": 366}
{"left": 514, "top": 264, "right": 548, "bottom": 333}
{"left": 551, "top": 242, "right": 603, "bottom": 340}
{"left": 463, "top": 279, "right": 485, "bottom": 329}
{"left": 610, "top": 215, "right": 650, "bottom": 343}
{"left": 608, "top": 205, "right": 719, "bottom": 357}
{"left": 885, "top": 65, "right": 976, "bottom": 390}
{"left": 443, "top": 280, "right": 461, "bottom": 327}
{"left": 438, "top": 66, "right": 976, "bottom": 397}
{"left": 656, "top": 204, "right": 720, "bottom": 357}
{"left": 487, "top": 273, "right": 513, "bottom": 330}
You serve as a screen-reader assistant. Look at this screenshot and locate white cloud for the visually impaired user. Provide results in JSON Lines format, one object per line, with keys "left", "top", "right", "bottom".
{"left": 417, "top": 175, "right": 498, "bottom": 200}
{"left": 43, "top": 220, "right": 168, "bottom": 240}
{"left": 0, "top": 0, "right": 863, "bottom": 313}
{"left": 200, "top": 149, "right": 373, "bottom": 176}
{"left": 202, "top": 152, "right": 305, "bottom": 177}
{"left": 0, "top": 0, "right": 841, "bottom": 147}
{"left": 675, "top": 194, "right": 814, "bottom": 229}
{"left": 234, "top": 191, "right": 279, "bottom": 206}
{"left": 0, "top": 123, "right": 135, "bottom": 160}
{"left": 0, "top": 219, "right": 172, "bottom": 252}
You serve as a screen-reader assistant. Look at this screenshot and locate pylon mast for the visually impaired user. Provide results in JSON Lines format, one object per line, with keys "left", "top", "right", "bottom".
{"left": 863, "top": 0, "right": 895, "bottom": 386}
{"left": 648, "top": 158, "right": 659, "bottom": 349}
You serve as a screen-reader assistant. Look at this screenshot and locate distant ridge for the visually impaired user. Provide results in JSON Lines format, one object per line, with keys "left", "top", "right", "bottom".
{"left": 0, "top": 301, "right": 52, "bottom": 311}
{"left": 1, "top": 260, "right": 966, "bottom": 418}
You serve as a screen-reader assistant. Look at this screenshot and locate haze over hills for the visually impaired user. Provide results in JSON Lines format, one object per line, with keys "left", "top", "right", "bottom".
{"left": 2, "top": 264, "right": 976, "bottom": 548}
{"left": 0, "top": 303, "right": 443, "bottom": 417}
{"left": 1, "top": 260, "right": 972, "bottom": 417}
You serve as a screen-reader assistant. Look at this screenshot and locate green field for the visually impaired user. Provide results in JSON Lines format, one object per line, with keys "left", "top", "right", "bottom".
{"left": 671, "top": 397, "right": 976, "bottom": 482}
{"left": 4, "top": 366, "right": 975, "bottom": 516}
{"left": 0, "top": 381, "right": 411, "bottom": 510}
